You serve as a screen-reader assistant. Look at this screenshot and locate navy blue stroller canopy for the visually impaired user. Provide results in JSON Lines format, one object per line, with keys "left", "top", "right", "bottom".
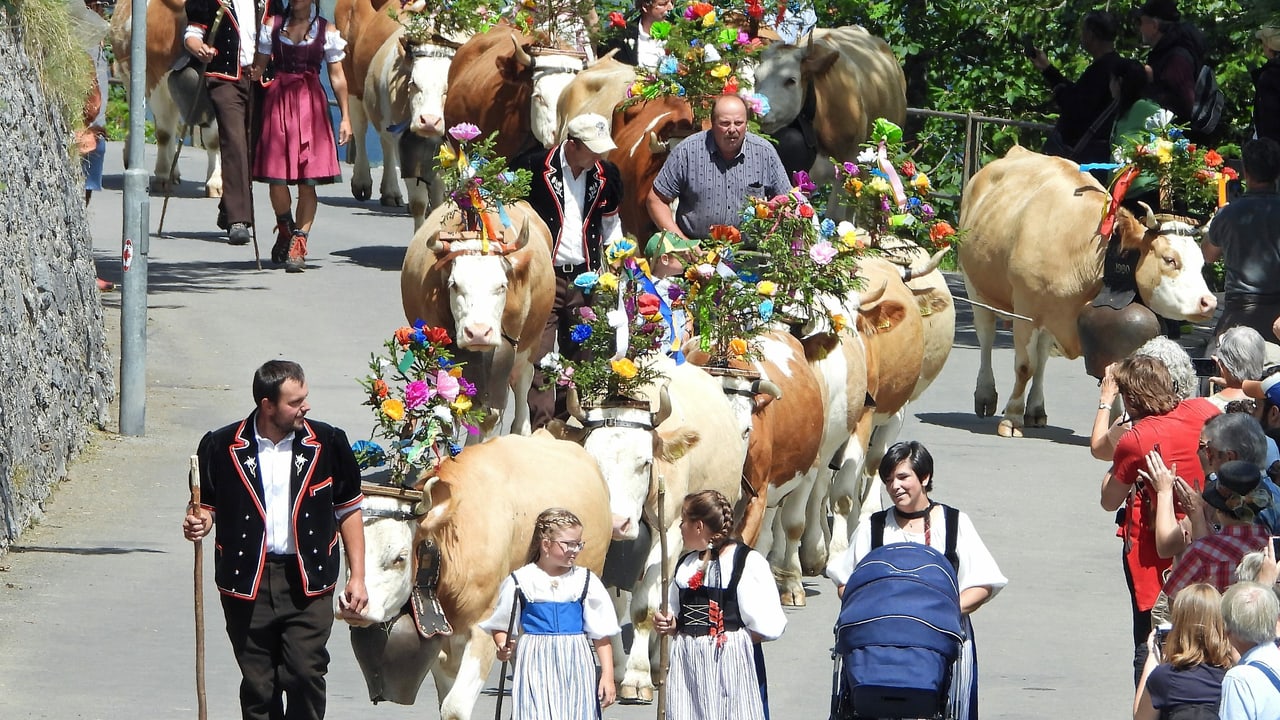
{"left": 832, "top": 542, "right": 964, "bottom": 719}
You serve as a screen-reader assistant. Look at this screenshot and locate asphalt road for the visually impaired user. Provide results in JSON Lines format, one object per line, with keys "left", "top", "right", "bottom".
{"left": 0, "top": 142, "right": 1157, "bottom": 719}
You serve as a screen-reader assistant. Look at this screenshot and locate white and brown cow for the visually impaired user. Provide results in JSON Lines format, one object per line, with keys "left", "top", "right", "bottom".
{"left": 553, "top": 53, "right": 636, "bottom": 147}
{"left": 110, "top": 0, "right": 222, "bottom": 196}
{"left": 339, "top": 432, "right": 611, "bottom": 720}
{"left": 959, "top": 146, "right": 1217, "bottom": 437}
{"left": 401, "top": 201, "right": 555, "bottom": 437}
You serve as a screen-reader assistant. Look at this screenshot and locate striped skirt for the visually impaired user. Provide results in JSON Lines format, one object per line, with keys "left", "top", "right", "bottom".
{"left": 947, "top": 615, "right": 978, "bottom": 720}
{"left": 511, "top": 632, "right": 600, "bottom": 720}
{"left": 666, "top": 628, "right": 764, "bottom": 720}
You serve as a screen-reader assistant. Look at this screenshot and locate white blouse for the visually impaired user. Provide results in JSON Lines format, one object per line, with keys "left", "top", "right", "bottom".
{"left": 635, "top": 23, "right": 665, "bottom": 70}
{"left": 257, "top": 11, "right": 347, "bottom": 64}
{"left": 666, "top": 544, "right": 787, "bottom": 641}
{"left": 478, "top": 564, "right": 621, "bottom": 641}
{"left": 825, "top": 506, "right": 1008, "bottom": 598}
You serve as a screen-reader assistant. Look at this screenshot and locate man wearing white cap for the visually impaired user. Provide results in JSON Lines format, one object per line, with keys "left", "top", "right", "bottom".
{"left": 516, "top": 113, "right": 625, "bottom": 429}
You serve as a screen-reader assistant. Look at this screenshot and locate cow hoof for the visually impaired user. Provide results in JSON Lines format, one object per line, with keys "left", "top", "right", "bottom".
{"left": 779, "top": 589, "right": 807, "bottom": 607}
{"left": 1025, "top": 409, "right": 1048, "bottom": 427}
{"left": 352, "top": 185, "right": 372, "bottom": 202}
{"left": 997, "top": 420, "right": 1023, "bottom": 438}
{"left": 637, "top": 686, "right": 653, "bottom": 703}
{"left": 974, "top": 392, "right": 998, "bottom": 418}
{"left": 380, "top": 194, "right": 405, "bottom": 208}
{"left": 205, "top": 184, "right": 223, "bottom": 199}
{"left": 619, "top": 685, "right": 651, "bottom": 704}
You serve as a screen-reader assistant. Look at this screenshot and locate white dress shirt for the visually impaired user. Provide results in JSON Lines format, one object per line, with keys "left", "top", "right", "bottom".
{"left": 553, "top": 149, "right": 590, "bottom": 267}
{"left": 254, "top": 423, "right": 296, "bottom": 555}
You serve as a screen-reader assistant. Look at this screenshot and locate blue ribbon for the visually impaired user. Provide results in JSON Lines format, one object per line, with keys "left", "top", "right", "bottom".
{"left": 495, "top": 198, "right": 513, "bottom": 230}
{"left": 1078, "top": 162, "right": 1124, "bottom": 172}
{"left": 635, "top": 269, "right": 684, "bottom": 364}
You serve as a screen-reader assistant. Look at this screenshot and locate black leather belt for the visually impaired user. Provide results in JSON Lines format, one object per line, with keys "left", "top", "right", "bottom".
{"left": 555, "top": 263, "right": 588, "bottom": 277}
{"left": 266, "top": 553, "right": 296, "bottom": 563}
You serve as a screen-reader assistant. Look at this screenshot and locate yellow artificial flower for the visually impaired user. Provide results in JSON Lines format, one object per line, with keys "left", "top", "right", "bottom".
{"left": 380, "top": 398, "right": 406, "bottom": 421}
{"left": 702, "top": 10, "right": 716, "bottom": 26}
{"left": 449, "top": 367, "right": 463, "bottom": 377}
{"left": 710, "top": 63, "right": 731, "bottom": 79}
{"left": 844, "top": 177, "right": 863, "bottom": 196}
{"left": 755, "top": 203, "right": 771, "bottom": 218}
{"left": 868, "top": 177, "right": 891, "bottom": 195}
{"left": 451, "top": 395, "right": 472, "bottom": 413}
{"left": 728, "top": 338, "right": 749, "bottom": 357}
{"left": 831, "top": 314, "right": 848, "bottom": 332}
{"left": 911, "top": 173, "right": 930, "bottom": 194}
{"left": 756, "top": 280, "right": 777, "bottom": 296}
{"left": 598, "top": 272, "right": 619, "bottom": 291}
{"left": 1154, "top": 139, "right": 1174, "bottom": 164}
{"left": 611, "top": 358, "right": 639, "bottom": 378}
{"left": 839, "top": 230, "right": 865, "bottom": 250}
{"left": 436, "top": 144, "right": 458, "bottom": 168}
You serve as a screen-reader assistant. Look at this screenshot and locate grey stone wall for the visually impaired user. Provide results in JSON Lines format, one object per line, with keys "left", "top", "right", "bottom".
{"left": 0, "top": 17, "right": 115, "bottom": 553}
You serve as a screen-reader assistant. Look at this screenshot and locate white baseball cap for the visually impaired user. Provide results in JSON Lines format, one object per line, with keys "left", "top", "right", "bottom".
{"left": 566, "top": 113, "right": 617, "bottom": 154}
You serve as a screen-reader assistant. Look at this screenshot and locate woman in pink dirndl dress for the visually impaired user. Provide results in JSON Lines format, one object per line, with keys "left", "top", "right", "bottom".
{"left": 250, "top": 0, "right": 350, "bottom": 272}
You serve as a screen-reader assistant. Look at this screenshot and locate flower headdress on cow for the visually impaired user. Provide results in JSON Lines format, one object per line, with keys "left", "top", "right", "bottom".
{"left": 353, "top": 322, "right": 487, "bottom": 485}
{"left": 506, "top": 0, "right": 597, "bottom": 47}
{"left": 1105, "top": 111, "right": 1235, "bottom": 224}
{"left": 622, "top": 1, "right": 770, "bottom": 123}
{"left": 392, "top": 0, "right": 492, "bottom": 44}
{"left": 539, "top": 237, "right": 668, "bottom": 405}
{"left": 435, "top": 123, "right": 533, "bottom": 240}
{"left": 829, "top": 118, "right": 961, "bottom": 258}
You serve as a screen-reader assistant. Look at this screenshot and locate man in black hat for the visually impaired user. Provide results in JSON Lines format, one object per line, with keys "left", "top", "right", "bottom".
{"left": 1136, "top": 0, "right": 1208, "bottom": 128}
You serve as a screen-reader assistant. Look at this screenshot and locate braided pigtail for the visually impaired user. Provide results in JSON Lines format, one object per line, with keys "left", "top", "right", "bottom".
{"left": 524, "top": 507, "right": 583, "bottom": 564}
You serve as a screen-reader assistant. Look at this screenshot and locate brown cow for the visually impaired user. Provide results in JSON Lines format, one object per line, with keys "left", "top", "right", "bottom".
{"left": 401, "top": 201, "right": 555, "bottom": 437}
{"left": 959, "top": 146, "right": 1217, "bottom": 437}
{"left": 609, "top": 97, "right": 697, "bottom": 239}
{"left": 340, "top": 432, "right": 611, "bottom": 719}
{"left": 443, "top": 24, "right": 586, "bottom": 159}
{"left": 110, "top": 0, "right": 222, "bottom": 195}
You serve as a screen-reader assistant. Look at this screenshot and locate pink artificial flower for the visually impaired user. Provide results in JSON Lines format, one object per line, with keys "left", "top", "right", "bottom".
{"left": 434, "top": 369, "right": 461, "bottom": 402}
{"left": 448, "top": 123, "right": 481, "bottom": 142}
{"left": 809, "top": 241, "right": 837, "bottom": 266}
{"left": 404, "top": 379, "right": 434, "bottom": 409}
{"left": 579, "top": 306, "right": 598, "bottom": 321}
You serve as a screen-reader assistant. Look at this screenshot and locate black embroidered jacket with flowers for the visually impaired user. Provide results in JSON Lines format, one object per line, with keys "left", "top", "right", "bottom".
{"left": 196, "top": 412, "right": 363, "bottom": 599}
{"left": 516, "top": 143, "right": 623, "bottom": 271}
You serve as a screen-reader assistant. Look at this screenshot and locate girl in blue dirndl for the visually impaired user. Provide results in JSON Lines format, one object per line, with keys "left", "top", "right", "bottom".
{"left": 481, "top": 508, "right": 619, "bottom": 719}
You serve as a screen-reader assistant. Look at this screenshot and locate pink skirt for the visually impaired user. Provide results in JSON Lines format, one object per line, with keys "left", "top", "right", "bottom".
{"left": 253, "top": 71, "right": 341, "bottom": 185}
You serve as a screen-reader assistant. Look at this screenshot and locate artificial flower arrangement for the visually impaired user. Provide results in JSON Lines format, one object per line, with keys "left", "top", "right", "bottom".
{"left": 676, "top": 227, "right": 776, "bottom": 363}
{"left": 828, "top": 118, "right": 959, "bottom": 256}
{"left": 352, "top": 321, "right": 487, "bottom": 485}
{"left": 620, "top": 0, "right": 770, "bottom": 123}
{"left": 392, "top": 0, "right": 496, "bottom": 44}
{"left": 507, "top": 0, "right": 597, "bottom": 46}
{"left": 1113, "top": 111, "right": 1235, "bottom": 219}
{"left": 539, "top": 237, "right": 669, "bottom": 405}
{"left": 434, "top": 122, "right": 532, "bottom": 234}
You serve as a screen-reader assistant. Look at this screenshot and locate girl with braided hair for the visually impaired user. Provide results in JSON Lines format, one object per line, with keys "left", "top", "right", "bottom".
{"left": 479, "top": 508, "right": 619, "bottom": 718}
{"left": 653, "top": 490, "right": 786, "bottom": 720}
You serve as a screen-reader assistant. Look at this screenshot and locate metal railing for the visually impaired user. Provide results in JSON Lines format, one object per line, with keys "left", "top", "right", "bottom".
{"left": 907, "top": 107, "right": 1054, "bottom": 189}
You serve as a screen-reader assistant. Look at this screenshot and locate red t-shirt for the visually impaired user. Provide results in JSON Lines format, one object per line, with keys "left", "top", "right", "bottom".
{"left": 1111, "top": 397, "right": 1220, "bottom": 611}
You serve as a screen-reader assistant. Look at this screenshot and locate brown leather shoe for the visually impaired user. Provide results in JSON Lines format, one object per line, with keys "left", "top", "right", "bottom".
{"left": 285, "top": 231, "right": 308, "bottom": 273}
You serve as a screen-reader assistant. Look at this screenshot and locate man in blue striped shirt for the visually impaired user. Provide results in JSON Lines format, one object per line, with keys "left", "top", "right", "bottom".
{"left": 647, "top": 94, "right": 791, "bottom": 240}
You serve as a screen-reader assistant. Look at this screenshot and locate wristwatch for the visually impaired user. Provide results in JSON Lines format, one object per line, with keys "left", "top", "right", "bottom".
{"left": 1098, "top": 402, "right": 1111, "bottom": 410}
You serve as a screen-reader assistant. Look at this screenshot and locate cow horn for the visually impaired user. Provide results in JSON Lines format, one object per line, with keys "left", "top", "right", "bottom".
{"left": 902, "top": 247, "right": 950, "bottom": 281}
{"left": 804, "top": 30, "right": 814, "bottom": 53}
{"left": 425, "top": 232, "right": 452, "bottom": 255}
{"left": 653, "top": 385, "right": 673, "bottom": 427}
{"left": 412, "top": 475, "right": 439, "bottom": 516}
{"left": 594, "top": 48, "right": 621, "bottom": 65}
{"left": 509, "top": 217, "right": 531, "bottom": 252}
{"left": 511, "top": 35, "right": 533, "bottom": 67}
{"left": 1136, "top": 201, "right": 1160, "bottom": 231}
{"left": 857, "top": 279, "right": 887, "bottom": 308}
{"left": 647, "top": 131, "right": 669, "bottom": 154}
{"left": 751, "top": 379, "right": 782, "bottom": 400}
{"left": 567, "top": 385, "right": 587, "bottom": 423}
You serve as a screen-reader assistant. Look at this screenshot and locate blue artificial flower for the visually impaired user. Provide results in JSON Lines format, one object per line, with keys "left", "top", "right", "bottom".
{"left": 676, "top": 84, "right": 686, "bottom": 97}
{"left": 438, "top": 357, "right": 453, "bottom": 369}
{"left": 737, "top": 270, "right": 759, "bottom": 283}
{"left": 448, "top": 442, "right": 464, "bottom": 457}
{"left": 659, "top": 56, "right": 678, "bottom": 76}
{"left": 907, "top": 196, "right": 921, "bottom": 208}
{"left": 1175, "top": 138, "right": 1190, "bottom": 152}
{"left": 410, "top": 328, "right": 428, "bottom": 345}
{"left": 351, "top": 440, "right": 388, "bottom": 470}
{"left": 413, "top": 318, "right": 427, "bottom": 329}
{"left": 819, "top": 218, "right": 836, "bottom": 238}
{"left": 741, "top": 208, "right": 755, "bottom": 224}
{"left": 573, "top": 272, "right": 599, "bottom": 291}
{"left": 570, "top": 323, "right": 593, "bottom": 344}
{"left": 719, "top": 247, "right": 734, "bottom": 263}
{"left": 871, "top": 168, "right": 888, "bottom": 180}
{"left": 690, "top": 39, "right": 701, "bottom": 47}
{"left": 755, "top": 94, "right": 771, "bottom": 117}
{"left": 759, "top": 298, "right": 774, "bottom": 321}
{"left": 1168, "top": 127, "right": 1184, "bottom": 139}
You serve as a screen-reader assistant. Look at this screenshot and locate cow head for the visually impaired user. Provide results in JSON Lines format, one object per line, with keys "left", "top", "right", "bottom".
{"left": 611, "top": 97, "right": 697, "bottom": 237}
{"left": 1119, "top": 205, "right": 1218, "bottom": 322}
{"left": 752, "top": 34, "right": 840, "bottom": 134}
{"left": 511, "top": 38, "right": 585, "bottom": 148}
{"left": 566, "top": 386, "right": 693, "bottom": 540}
{"left": 425, "top": 218, "right": 532, "bottom": 350}
{"left": 402, "top": 37, "right": 459, "bottom": 137}
{"left": 345, "top": 494, "right": 422, "bottom": 626}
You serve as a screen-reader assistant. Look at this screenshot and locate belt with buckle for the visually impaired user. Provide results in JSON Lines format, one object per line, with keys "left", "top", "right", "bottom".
{"left": 556, "top": 263, "right": 588, "bottom": 277}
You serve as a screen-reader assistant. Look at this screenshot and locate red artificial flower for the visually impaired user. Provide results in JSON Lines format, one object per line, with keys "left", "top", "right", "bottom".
{"left": 1223, "top": 166, "right": 1239, "bottom": 180}
{"left": 1187, "top": 144, "right": 1197, "bottom": 153}
{"left": 930, "top": 221, "right": 956, "bottom": 247}
{"left": 746, "top": 0, "right": 764, "bottom": 19}
{"left": 1204, "top": 149, "right": 1224, "bottom": 168}
{"left": 690, "top": 1, "right": 713, "bottom": 17}
{"left": 798, "top": 203, "right": 814, "bottom": 218}
{"left": 687, "top": 568, "right": 704, "bottom": 590}
{"left": 427, "top": 326, "right": 451, "bottom": 344}
{"left": 638, "top": 293, "right": 662, "bottom": 316}
{"left": 373, "top": 378, "right": 389, "bottom": 399}
{"left": 723, "top": 77, "right": 739, "bottom": 94}
{"left": 1194, "top": 168, "right": 1215, "bottom": 184}
{"left": 608, "top": 10, "right": 626, "bottom": 27}
{"left": 899, "top": 160, "right": 917, "bottom": 177}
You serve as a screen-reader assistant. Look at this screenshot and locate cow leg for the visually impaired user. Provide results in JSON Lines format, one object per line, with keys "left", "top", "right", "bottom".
{"left": 349, "top": 99, "right": 373, "bottom": 201}
{"left": 827, "top": 411, "right": 874, "bottom": 559}
{"left": 798, "top": 461, "right": 832, "bottom": 576}
{"left": 968, "top": 277, "right": 1000, "bottom": 418}
{"left": 199, "top": 124, "right": 223, "bottom": 198}
{"left": 620, "top": 536, "right": 666, "bottom": 703}
{"left": 438, "top": 626, "right": 496, "bottom": 720}
{"left": 737, "top": 478, "right": 769, "bottom": 547}
{"left": 376, "top": 127, "right": 406, "bottom": 208}
{"left": 999, "top": 321, "right": 1039, "bottom": 438}
{"left": 408, "top": 153, "right": 444, "bottom": 231}
{"left": 149, "top": 78, "right": 182, "bottom": 193}
{"left": 774, "top": 471, "right": 816, "bottom": 606}
{"left": 1023, "top": 329, "right": 1054, "bottom": 428}
{"left": 507, "top": 346, "right": 535, "bottom": 436}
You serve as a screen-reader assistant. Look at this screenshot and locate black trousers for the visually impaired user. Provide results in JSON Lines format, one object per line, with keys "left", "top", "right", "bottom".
{"left": 221, "top": 558, "right": 334, "bottom": 720}
{"left": 209, "top": 73, "right": 254, "bottom": 227}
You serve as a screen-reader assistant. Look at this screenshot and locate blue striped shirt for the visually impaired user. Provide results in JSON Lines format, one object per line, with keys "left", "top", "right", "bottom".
{"left": 652, "top": 130, "right": 791, "bottom": 240}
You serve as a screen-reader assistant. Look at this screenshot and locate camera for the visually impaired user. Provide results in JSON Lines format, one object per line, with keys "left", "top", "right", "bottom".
{"left": 1191, "top": 357, "right": 1218, "bottom": 377}
{"left": 1271, "top": 536, "right": 1280, "bottom": 556}
{"left": 1154, "top": 622, "right": 1172, "bottom": 657}
{"left": 1020, "top": 34, "right": 1038, "bottom": 59}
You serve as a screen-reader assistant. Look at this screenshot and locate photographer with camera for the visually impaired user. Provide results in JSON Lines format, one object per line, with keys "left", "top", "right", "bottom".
{"left": 1133, "top": 583, "right": 1234, "bottom": 720}
{"left": 1029, "top": 10, "right": 1124, "bottom": 165}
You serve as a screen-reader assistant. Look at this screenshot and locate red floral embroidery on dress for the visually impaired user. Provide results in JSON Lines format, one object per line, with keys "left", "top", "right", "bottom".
{"left": 708, "top": 599, "right": 726, "bottom": 649}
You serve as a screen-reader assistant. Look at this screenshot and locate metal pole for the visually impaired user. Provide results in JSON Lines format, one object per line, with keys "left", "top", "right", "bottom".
{"left": 120, "top": 0, "right": 151, "bottom": 436}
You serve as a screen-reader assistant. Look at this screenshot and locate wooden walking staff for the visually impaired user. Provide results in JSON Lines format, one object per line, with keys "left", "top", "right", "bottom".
{"left": 188, "top": 454, "right": 207, "bottom": 720}
{"left": 655, "top": 471, "right": 670, "bottom": 720}
{"left": 494, "top": 591, "right": 518, "bottom": 720}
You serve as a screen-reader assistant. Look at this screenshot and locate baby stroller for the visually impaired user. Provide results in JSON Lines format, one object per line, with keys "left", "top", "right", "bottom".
{"left": 829, "top": 542, "right": 964, "bottom": 720}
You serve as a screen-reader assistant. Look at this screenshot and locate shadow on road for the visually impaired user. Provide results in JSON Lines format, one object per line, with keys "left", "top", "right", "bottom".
{"left": 915, "top": 411, "right": 1091, "bottom": 447}
{"left": 93, "top": 252, "right": 271, "bottom": 295}
{"left": 333, "top": 245, "right": 406, "bottom": 272}
{"left": 10, "top": 545, "right": 164, "bottom": 556}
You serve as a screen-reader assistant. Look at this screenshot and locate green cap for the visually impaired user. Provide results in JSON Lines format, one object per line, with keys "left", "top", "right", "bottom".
{"left": 644, "top": 231, "right": 700, "bottom": 258}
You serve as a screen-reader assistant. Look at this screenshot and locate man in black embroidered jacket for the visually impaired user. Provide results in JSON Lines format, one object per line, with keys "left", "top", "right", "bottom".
{"left": 514, "top": 113, "right": 624, "bottom": 429}
{"left": 184, "top": 0, "right": 268, "bottom": 245}
{"left": 183, "top": 360, "right": 366, "bottom": 720}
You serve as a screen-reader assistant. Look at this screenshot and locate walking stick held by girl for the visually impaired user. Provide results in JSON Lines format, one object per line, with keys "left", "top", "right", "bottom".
{"left": 188, "top": 455, "right": 207, "bottom": 720}
{"left": 656, "top": 472, "right": 670, "bottom": 720}
{"left": 480, "top": 508, "right": 620, "bottom": 719}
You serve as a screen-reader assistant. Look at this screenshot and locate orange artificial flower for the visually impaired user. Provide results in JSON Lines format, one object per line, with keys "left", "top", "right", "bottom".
{"left": 373, "top": 378, "right": 389, "bottom": 398}
{"left": 710, "top": 225, "right": 741, "bottom": 244}
{"left": 1204, "top": 149, "right": 1224, "bottom": 168}
{"left": 394, "top": 327, "right": 414, "bottom": 347}
{"left": 728, "top": 338, "right": 749, "bottom": 357}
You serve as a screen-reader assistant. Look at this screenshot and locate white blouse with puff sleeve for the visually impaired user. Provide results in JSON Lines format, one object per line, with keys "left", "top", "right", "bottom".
{"left": 256, "top": 13, "right": 347, "bottom": 64}
{"left": 478, "top": 564, "right": 620, "bottom": 641}
{"left": 666, "top": 544, "right": 787, "bottom": 641}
